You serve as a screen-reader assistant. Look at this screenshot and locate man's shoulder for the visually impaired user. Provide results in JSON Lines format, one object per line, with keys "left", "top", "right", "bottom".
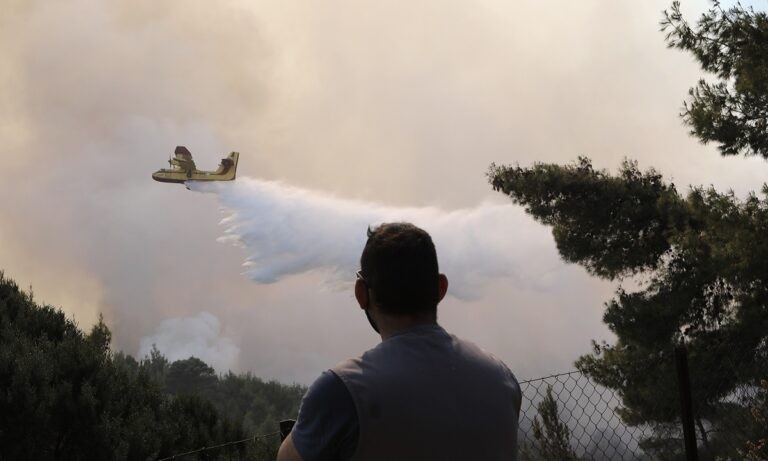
{"left": 298, "top": 370, "right": 356, "bottom": 421}
{"left": 333, "top": 326, "right": 517, "bottom": 384}
{"left": 446, "top": 333, "right": 522, "bottom": 411}
{"left": 292, "top": 370, "right": 359, "bottom": 461}
{"left": 308, "top": 369, "right": 348, "bottom": 396}
{"left": 450, "top": 334, "right": 519, "bottom": 378}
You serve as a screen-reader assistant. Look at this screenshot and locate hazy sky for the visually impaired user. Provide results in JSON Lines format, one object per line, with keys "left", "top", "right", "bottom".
{"left": 2, "top": 0, "right": 767, "bottom": 383}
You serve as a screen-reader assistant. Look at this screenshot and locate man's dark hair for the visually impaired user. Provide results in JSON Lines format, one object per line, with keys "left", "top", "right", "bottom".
{"left": 360, "top": 222, "right": 440, "bottom": 315}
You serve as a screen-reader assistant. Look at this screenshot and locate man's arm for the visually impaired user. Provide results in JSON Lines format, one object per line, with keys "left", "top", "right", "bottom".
{"left": 279, "top": 370, "right": 359, "bottom": 461}
{"left": 277, "top": 433, "right": 304, "bottom": 461}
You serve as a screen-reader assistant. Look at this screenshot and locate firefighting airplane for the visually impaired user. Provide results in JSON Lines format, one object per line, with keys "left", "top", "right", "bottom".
{"left": 152, "top": 146, "right": 239, "bottom": 184}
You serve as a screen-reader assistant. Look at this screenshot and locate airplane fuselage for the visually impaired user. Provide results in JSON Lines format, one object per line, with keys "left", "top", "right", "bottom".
{"left": 152, "top": 149, "right": 239, "bottom": 184}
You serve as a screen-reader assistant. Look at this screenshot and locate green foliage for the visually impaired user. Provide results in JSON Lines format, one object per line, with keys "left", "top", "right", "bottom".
{"left": 522, "top": 386, "right": 579, "bottom": 460}
{"left": 210, "top": 372, "right": 304, "bottom": 436}
{"left": 126, "top": 351, "right": 306, "bottom": 440}
{"left": 494, "top": 4, "right": 768, "bottom": 456}
{"left": 662, "top": 1, "right": 768, "bottom": 158}
{"left": 0, "top": 271, "right": 302, "bottom": 460}
{"left": 488, "top": 158, "right": 680, "bottom": 279}
{"left": 490, "top": 158, "right": 768, "bottom": 457}
{"left": 741, "top": 380, "right": 768, "bottom": 461}
{"left": 496, "top": 0, "right": 768, "bottom": 458}
{"left": 166, "top": 357, "right": 218, "bottom": 397}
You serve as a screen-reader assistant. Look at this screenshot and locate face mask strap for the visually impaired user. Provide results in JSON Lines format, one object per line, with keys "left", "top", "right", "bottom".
{"left": 364, "top": 308, "right": 380, "bottom": 334}
{"left": 356, "top": 270, "right": 380, "bottom": 334}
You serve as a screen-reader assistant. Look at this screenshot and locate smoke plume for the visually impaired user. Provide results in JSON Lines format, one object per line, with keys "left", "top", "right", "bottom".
{"left": 8, "top": 0, "right": 764, "bottom": 382}
{"left": 138, "top": 311, "right": 239, "bottom": 372}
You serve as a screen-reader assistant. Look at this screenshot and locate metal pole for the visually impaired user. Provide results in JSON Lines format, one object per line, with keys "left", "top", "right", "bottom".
{"left": 675, "top": 345, "right": 699, "bottom": 461}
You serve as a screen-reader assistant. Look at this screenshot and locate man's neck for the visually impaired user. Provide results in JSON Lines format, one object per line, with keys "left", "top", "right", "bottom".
{"left": 376, "top": 311, "right": 438, "bottom": 341}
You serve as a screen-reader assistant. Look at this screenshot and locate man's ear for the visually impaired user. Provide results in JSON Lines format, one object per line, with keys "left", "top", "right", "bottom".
{"left": 437, "top": 274, "right": 449, "bottom": 303}
{"left": 355, "top": 279, "right": 370, "bottom": 310}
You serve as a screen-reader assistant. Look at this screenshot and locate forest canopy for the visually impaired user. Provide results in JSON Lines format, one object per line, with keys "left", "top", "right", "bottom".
{"left": 0, "top": 271, "right": 303, "bottom": 460}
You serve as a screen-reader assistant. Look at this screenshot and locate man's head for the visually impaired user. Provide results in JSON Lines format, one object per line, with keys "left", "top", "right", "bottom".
{"left": 356, "top": 223, "right": 448, "bottom": 319}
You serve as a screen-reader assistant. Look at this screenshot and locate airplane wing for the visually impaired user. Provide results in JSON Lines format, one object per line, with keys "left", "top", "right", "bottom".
{"left": 174, "top": 146, "right": 196, "bottom": 171}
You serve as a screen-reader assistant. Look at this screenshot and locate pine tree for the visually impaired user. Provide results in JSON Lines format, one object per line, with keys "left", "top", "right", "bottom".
{"left": 488, "top": 2, "right": 768, "bottom": 458}
{"left": 662, "top": 1, "right": 768, "bottom": 158}
{"left": 527, "top": 386, "right": 579, "bottom": 460}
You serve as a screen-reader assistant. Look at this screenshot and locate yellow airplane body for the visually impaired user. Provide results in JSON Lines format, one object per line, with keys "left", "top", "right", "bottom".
{"left": 152, "top": 146, "right": 239, "bottom": 183}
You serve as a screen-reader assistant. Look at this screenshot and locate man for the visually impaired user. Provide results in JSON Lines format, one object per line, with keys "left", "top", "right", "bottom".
{"left": 278, "top": 223, "right": 521, "bottom": 461}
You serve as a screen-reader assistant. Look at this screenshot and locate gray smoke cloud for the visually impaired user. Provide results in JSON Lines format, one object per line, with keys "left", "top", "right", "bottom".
{"left": 3, "top": 0, "right": 768, "bottom": 384}
{"left": 138, "top": 311, "right": 240, "bottom": 372}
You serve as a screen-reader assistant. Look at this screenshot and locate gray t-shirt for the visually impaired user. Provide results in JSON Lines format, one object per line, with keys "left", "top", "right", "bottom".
{"left": 294, "top": 324, "right": 521, "bottom": 461}
{"left": 292, "top": 371, "right": 358, "bottom": 460}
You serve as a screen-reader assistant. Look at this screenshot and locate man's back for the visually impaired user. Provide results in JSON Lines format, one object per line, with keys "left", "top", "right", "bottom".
{"left": 333, "top": 324, "right": 521, "bottom": 461}
{"left": 278, "top": 223, "right": 522, "bottom": 461}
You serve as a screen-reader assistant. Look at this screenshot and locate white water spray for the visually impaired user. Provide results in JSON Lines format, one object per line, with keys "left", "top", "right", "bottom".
{"left": 190, "top": 178, "right": 563, "bottom": 300}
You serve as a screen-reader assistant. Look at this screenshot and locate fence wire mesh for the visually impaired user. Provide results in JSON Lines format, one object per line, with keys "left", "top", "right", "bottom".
{"left": 517, "top": 339, "right": 768, "bottom": 461}
{"left": 157, "top": 340, "right": 767, "bottom": 461}
{"left": 518, "top": 371, "right": 656, "bottom": 460}
{"left": 156, "top": 431, "right": 280, "bottom": 461}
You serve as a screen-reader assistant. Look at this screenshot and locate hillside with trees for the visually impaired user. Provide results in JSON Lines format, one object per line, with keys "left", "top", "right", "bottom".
{"left": 0, "top": 271, "right": 303, "bottom": 460}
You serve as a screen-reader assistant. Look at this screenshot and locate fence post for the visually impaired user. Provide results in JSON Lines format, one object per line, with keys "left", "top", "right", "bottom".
{"left": 675, "top": 345, "right": 698, "bottom": 461}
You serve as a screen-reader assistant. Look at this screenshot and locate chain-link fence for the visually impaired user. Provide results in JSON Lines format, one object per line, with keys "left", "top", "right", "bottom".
{"left": 518, "top": 371, "right": 654, "bottom": 460}
{"left": 158, "top": 339, "right": 767, "bottom": 461}
{"left": 518, "top": 340, "right": 768, "bottom": 461}
{"left": 156, "top": 432, "right": 281, "bottom": 461}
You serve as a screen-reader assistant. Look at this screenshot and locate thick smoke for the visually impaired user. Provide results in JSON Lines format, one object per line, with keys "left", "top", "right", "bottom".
{"left": 138, "top": 311, "right": 239, "bottom": 372}
{"left": 7, "top": 0, "right": 765, "bottom": 383}
{"left": 190, "top": 178, "right": 562, "bottom": 299}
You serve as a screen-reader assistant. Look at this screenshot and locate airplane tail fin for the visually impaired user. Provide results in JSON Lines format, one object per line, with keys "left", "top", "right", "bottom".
{"left": 213, "top": 152, "right": 239, "bottom": 179}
